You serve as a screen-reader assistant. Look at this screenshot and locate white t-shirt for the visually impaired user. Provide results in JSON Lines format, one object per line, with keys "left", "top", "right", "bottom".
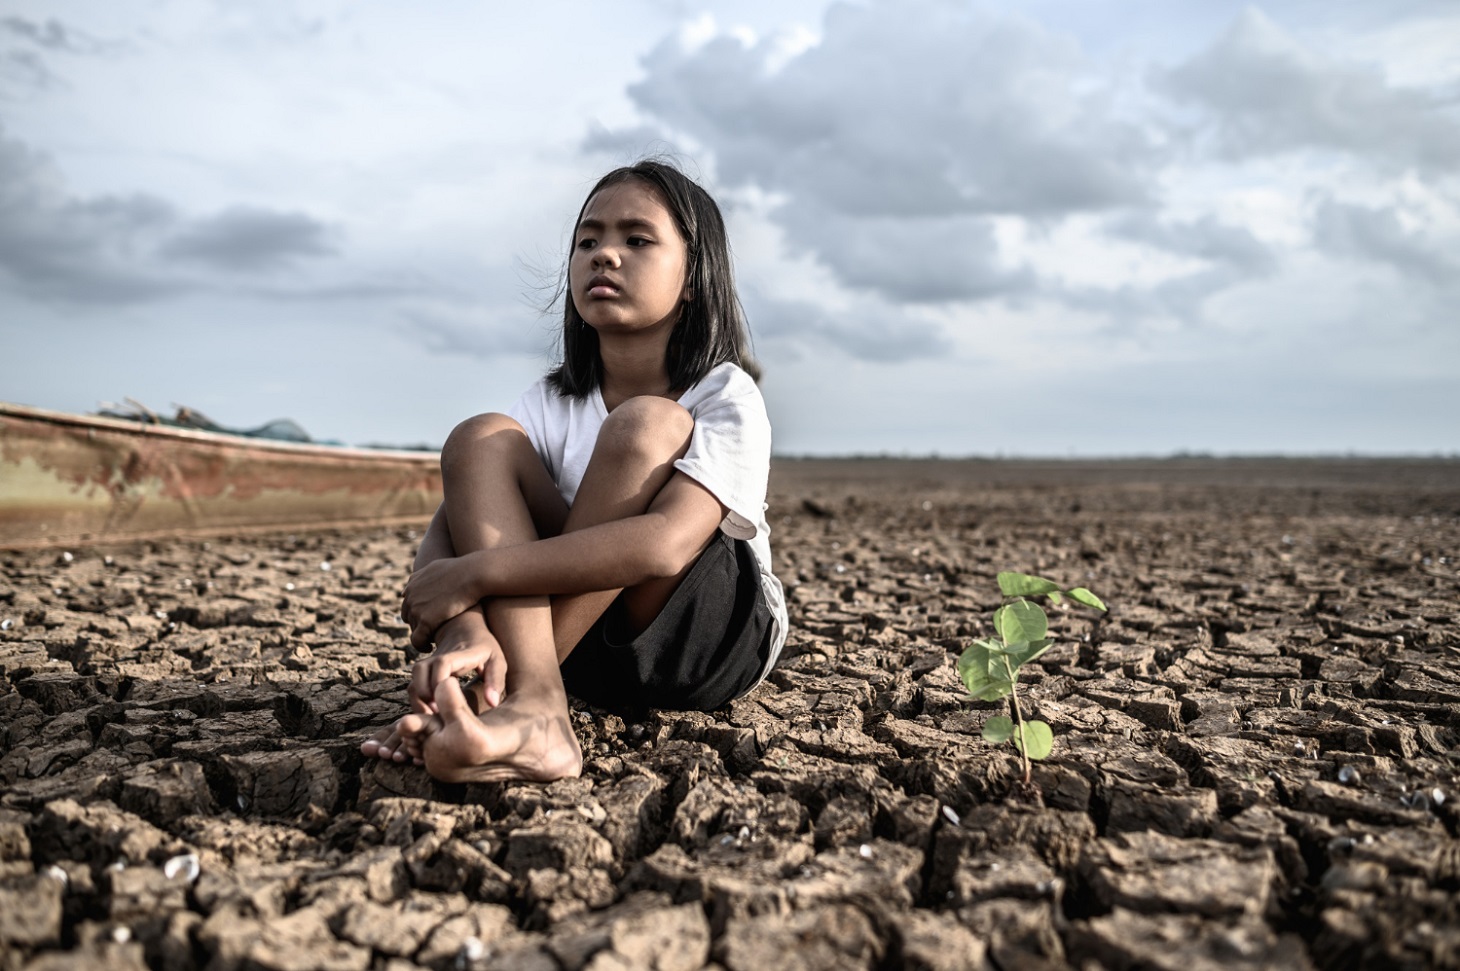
{"left": 507, "top": 362, "right": 788, "bottom": 683}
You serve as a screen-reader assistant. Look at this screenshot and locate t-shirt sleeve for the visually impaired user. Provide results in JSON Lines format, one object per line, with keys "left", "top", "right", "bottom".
{"left": 506, "top": 382, "right": 555, "bottom": 479}
{"left": 674, "top": 384, "right": 772, "bottom": 541}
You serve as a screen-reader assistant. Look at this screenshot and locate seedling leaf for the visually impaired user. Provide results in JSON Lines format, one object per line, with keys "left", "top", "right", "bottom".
{"left": 1046, "top": 590, "right": 1064, "bottom": 605}
{"left": 958, "top": 639, "right": 1015, "bottom": 701}
{"left": 1067, "top": 587, "right": 1107, "bottom": 611}
{"left": 1013, "top": 719, "right": 1054, "bottom": 760}
{"left": 1003, "top": 638, "right": 1052, "bottom": 669}
{"left": 994, "top": 601, "right": 1047, "bottom": 646}
{"left": 997, "top": 572, "right": 1062, "bottom": 598}
{"left": 982, "top": 715, "right": 1014, "bottom": 744}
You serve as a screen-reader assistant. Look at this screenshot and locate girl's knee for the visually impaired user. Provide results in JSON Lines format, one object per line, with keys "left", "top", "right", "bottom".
{"left": 596, "top": 397, "right": 693, "bottom": 460}
{"left": 441, "top": 413, "right": 529, "bottom": 471}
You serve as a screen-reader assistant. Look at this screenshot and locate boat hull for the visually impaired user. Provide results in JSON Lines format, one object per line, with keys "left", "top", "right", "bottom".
{"left": 0, "top": 403, "right": 442, "bottom": 548}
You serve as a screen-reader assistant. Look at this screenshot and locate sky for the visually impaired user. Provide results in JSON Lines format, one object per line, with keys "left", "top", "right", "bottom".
{"left": 1, "top": 0, "right": 1457, "bottom": 456}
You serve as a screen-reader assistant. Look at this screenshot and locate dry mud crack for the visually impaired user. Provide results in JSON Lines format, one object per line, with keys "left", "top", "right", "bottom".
{"left": 2, "top": 458, "right": 1457, "bottom": 971}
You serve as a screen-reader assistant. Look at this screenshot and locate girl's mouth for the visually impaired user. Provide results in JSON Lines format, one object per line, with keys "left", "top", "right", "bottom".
{"left": 586, "top": 275, "right": 621, "bottom": 298}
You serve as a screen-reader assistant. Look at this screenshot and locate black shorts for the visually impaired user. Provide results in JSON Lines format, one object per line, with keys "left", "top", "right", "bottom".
{"left": 560, "top": 532, "right": 773, "bottom": 714}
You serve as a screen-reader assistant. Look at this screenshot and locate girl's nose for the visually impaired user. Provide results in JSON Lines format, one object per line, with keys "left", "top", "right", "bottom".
{"left": 592, "top": 245, "right": 621, "bottom": 268}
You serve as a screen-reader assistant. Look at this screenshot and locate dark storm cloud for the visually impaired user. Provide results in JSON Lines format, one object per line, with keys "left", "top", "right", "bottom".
{"left": 1158, "top": 8, "right": 1460, "bottom": 175}
{"left": 160, "top": 207, "right": 337, "bottom": 271}
{"left": 1313, "top": 197, "right": 1456, "bottom": 286}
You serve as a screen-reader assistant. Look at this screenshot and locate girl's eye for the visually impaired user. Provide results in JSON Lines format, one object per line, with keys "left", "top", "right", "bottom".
{"left": 627, "top": 236, "right": 651, "bottom": 246}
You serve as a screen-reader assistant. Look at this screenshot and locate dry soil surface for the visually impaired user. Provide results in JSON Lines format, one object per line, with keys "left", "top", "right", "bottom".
{"left": 2, "top": 458, "right": 1458, "bottom": 971}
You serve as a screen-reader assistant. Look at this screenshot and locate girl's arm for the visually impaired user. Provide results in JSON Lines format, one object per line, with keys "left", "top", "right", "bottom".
{"left": 401, "top": 472, "right": 725, "bottom": 631}
{"left": 480, "top": 471, "right": 726, "bottom": 593}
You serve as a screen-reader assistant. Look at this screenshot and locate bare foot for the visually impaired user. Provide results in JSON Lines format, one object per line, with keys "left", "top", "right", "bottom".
{"left": 415, "top": 677, "right": 582, "bottom": 783}
{"left": 361, "top": 679, "right": 489, "bottom": 763}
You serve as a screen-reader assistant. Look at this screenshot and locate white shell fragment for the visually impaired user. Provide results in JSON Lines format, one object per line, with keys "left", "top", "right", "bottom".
{"left": 1433, "top": 788, "right": 1447, "bottom": 807}
{"left": 859, "top": 844, "right": 873, "bottom": 859}
{"left": 42, "top": 864, "right": 69, "bottom": 888}
{"left": 942, "top": 805, "right": 961, "bottom": 826}
{"left": 111, "top": 926, "right": 132, "bottom": 943}
{"left": 456, "top": 936, "right": 486, "bottom": 970}
{"left": 320, "top": 561, "right": 332, "bottom": 571}
{"left": 164, "top": 853, "right": 200, "bottom": 883}
{"left": 1337, "top": 765, "right": 1360, "bottom": 785}
{"left": 0, "top": 619, "right": 12, "bottom": 631}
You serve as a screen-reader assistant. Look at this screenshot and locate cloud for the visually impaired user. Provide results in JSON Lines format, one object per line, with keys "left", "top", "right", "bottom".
{"left": 160, "top": 206, "right": 337, "bottom": 271}
{"left": 617, "top": 1, "right": 1155, "bottom": 307}
{"left": 776, "top": 202, "right": 1036, "bottom": 303}
{"left": 1312, "top": 196, "right": 1457, "bottom": 285}
{"left": 1158, "top": 7, "right": 1460, "bottom": 175}
{"left": 2, "top": 16, "right": 101, "bottom": 53}
{"left": 1110, "top": 213, "right": 1277, "bottom": 276}
{"left": 403, "top": 304, "right": 553, "bottom": 360}
{"left": 744, "top": 289, "right": 954, "bottom": 363}
{"left": 0, "top": 125, "right": 180, "bottom": 302}
{"left": 581, "top": 122, "right": 682, "bottom": 161}
{"left": 0, "top": 124, "right": 360, "bottom": 304}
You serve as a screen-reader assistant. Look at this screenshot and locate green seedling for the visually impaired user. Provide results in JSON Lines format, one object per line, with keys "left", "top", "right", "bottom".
{"left": 958, "top": 572, "right": 1106, "bottom": 786}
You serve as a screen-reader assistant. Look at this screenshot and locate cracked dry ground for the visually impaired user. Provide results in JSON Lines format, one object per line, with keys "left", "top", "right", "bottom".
{"left": 2, "top": 459, "right": 1458, "bottom": 971}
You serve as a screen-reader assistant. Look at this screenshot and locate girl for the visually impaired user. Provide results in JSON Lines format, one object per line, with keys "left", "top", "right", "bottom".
{"left": 361, "top": 160, "right": 787, "bottom": 783}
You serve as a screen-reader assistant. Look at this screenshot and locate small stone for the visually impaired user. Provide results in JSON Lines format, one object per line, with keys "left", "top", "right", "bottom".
{"left": 1433, "top": 788, "right": 1447, "bottom": 807}
{"left": 942, "top": 805, "right": 960, "bottom": 826}
{"left": 456, "top": 936, "right": 485, "bottom": 970}
{"left": 0, "top": 619, "right": 11, "bottom": 631}
{"left": 1338, "top": 765, "right": 1360, "bottom": 785}
{"left": 61, "top": 551, "right": 74, "bottom": 563}
{"left": 112, "top": 926, "right": 132, "bottom": 943}
{"left": 43, "top": 865, "right": 69, "bottom": 889}
{"left": 285, "top": 582, "right": 295, "bottom": 591}
{"left": 859, "top": 844, "right": 873, "bottom": 859}
{"left": 320, "top": 561, "right": 332, "bottom": 571}
{"left": 163, "top": 853, "right": 200, "bottom": 883}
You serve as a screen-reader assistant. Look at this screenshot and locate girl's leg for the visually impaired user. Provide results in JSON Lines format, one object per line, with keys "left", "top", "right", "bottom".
{"left": 376, "top": 398, "right": 700, "bottom": 782}
{"left": 546, "top": 396, "right": 700, "bottom": 658}
{"left": 365, "top": 412, "right": 579, "bottom": 780}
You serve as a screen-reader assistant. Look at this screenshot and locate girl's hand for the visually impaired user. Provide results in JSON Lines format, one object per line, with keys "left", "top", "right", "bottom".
{"left": 402, "top": 551, "right": 487, "bottom": 649}
{"left": 407, "top": 608, "right": 506, "bottom": 713}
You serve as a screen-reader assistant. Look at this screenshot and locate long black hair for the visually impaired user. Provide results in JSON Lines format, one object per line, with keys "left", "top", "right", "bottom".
{"left": 546, "top": 159, "right": 760, "bottom": 398}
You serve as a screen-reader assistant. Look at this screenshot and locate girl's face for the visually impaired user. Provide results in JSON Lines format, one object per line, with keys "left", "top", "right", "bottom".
{"left": 571, "top": 180, "right": 689, "bottom": 336}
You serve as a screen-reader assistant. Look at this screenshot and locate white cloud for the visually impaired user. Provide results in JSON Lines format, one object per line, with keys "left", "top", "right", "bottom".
{"left": 1159, "top": 7, "right": 1460, "bottom": 175}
